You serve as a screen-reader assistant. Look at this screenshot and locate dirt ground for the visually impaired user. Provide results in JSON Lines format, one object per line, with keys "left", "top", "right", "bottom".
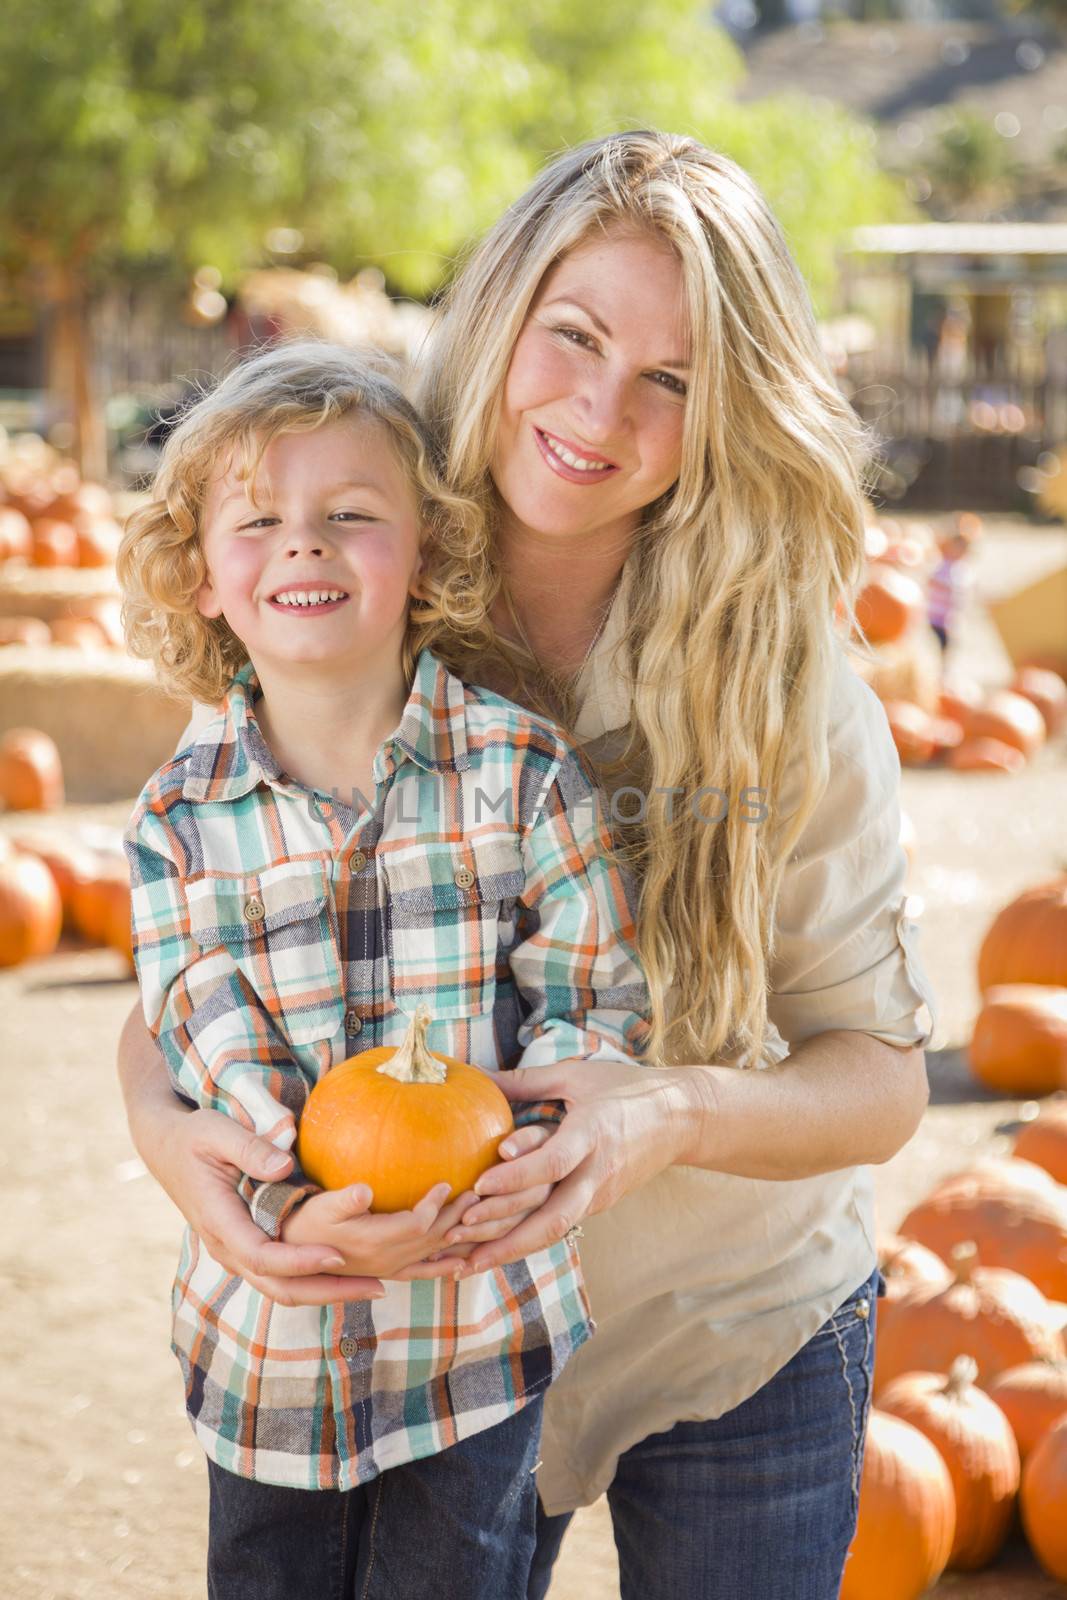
{"left": 3, "top": 515, "right": 1067, "bottom": 1599}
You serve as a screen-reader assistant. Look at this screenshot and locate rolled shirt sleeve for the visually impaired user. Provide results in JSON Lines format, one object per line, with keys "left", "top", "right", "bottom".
{"left": 767, "top": 647, "right": 937, "bottom": 1053}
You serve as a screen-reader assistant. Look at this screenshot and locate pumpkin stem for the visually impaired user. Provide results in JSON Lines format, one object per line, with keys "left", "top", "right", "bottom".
{"left": 950, "top": 1240, "right": 979, "bottom": 1283}
{"left": 945, "top": 1355, "right": 979, "bottom": 1396}
{"left": 376, "top": 1005, "right": 447, "bottom": 1085}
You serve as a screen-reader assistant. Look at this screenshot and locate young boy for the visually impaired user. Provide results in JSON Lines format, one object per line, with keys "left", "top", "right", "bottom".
{"left": 118, "top": 341, "right": 650, "bottom": 1599}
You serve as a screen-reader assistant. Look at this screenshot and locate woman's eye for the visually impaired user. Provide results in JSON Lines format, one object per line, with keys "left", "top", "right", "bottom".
{"left": 651, "top": 372, "right": 688, "bottom": 398}
{"left": 553, "top": 324, "right": 597, "bottom": 350}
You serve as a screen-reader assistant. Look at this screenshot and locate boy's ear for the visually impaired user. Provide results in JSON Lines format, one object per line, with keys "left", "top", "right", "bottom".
{"left": 195, "top": 576, "right": 224, "bottom": 620}
{"left": 408, "top": 551, "right": 428, "bottom": 601}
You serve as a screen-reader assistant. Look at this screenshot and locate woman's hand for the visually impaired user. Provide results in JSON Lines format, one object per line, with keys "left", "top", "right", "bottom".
{"left": 453, "top": 1060, "right": 698, "bottom": 1275}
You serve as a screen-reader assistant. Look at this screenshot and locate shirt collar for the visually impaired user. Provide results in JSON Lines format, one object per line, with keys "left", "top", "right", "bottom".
{"left": 181, "top": 649, "right": 470, "bottom": 805}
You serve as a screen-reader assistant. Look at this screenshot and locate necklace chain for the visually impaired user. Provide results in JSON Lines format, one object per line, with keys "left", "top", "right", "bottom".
{"left": 503, "top": 581, "right": 618, "bottom": 690}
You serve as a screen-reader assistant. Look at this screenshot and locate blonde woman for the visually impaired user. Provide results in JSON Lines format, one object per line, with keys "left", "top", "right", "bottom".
{"left": 118, "top": 131, "right": 935, "bottom": 1598}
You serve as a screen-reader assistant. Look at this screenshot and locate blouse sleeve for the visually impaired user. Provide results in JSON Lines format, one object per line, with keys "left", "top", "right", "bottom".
{"left": 766, "top": 647, "right": 937, "bottom": 1053}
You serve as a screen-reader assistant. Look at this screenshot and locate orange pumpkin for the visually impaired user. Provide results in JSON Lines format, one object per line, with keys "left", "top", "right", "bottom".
{"left": 946, "top": 736, "right": 1026, "bottom": 774}
{"left": 1021, "top": 1416, "right": 1067, "bottom": 1580}
{"left": 74, "top": 518, "right": 121, "bottom": 569}
{"left": 1012, "top": 666, "right": 1067, "bottom": 737}
{"left": 899, "top": 1161, "right": 1067, "bottom": 1301}
{"left": 967, "top": 690, "right": 1046, "bottom": 758}
{"left": 0, "top": 847, "right": 62, "bottom": 966}
{"left": 10, "top": 830, "right": 97, "bottom": 928}
{"left": 978, "top": 877, "right": 1067, "bottom": 993}
{"left": 0, "top": 728, "right": 64, "bottom": 812}
{"left": 70, "top": 855, "right": 131, "bottom": 947}
{"left": 969, "top": 986, "right": 1067, "bottom": 1096}
{"left": 987, "top": 1359, "right": 1067, "bottom": 1464}
{"left": 49, "top": 617, "right": 109, "bottom": 651}
{"left": 297, "top": 1006, "right": 514, "bottom": 1213}
{"left": 854, "top": 565, "right": 925, "bottom": 645}
{"left": 0, "top": 617, "right": 51, "bottom": 648}
{"left": 30, "top": 517, "right": 78, "bottom": 567}
{"left": 874, "top": 1240, "right": 1063, "bottom": 1394}
{"left": 1015, "top": 1104, "right": 1067, "bottom": 1184}
{"left": 883, "top": 701, "right": 936, "bottom": 766}
{"left": 840, "top": 1409, "right": 955, "bottom": 1600}
{"left": 876, "top": 1237, "right": 952, "bottom": 1377}
{"left": 0, "top": 505, "right": 33, "bottom": 562}
{"left": 937, "top": 679, "right": 983, "bottom": 732}
{"left": 879, "top": 1356, "right": 1020, "bottom": 1570}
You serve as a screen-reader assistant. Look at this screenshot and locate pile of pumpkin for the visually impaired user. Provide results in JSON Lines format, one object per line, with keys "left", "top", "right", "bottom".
{"left": 845, "top": 1132, "right": 1067, "bottom": 1598}
{"left": 0, "top": 726, "right": 132, "bottom": 970}
{"left": 967, "top": 874, "right": 1067, "bottom": 1097}
{"left": 0, "top": 437, "right": 125, "bottom": 653}
{"left": 850, "top": 511, "right": 1067, "bottom": 774}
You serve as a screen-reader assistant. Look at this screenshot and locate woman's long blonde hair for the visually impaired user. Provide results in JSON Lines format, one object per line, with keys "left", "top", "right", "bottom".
{"left": 416, "top": 130, "right": 874, "bottom": 1070}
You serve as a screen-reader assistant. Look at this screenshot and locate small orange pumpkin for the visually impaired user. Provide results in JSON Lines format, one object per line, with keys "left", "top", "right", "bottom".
{"left": 874, "top": 1241, "right": 1063, "bottom": 1394}
{"left": 854, "top": 565, "right": 925, "bottom": 645}
{"left": 969, "top": 986, "right": 1067, "bottom": 1096}
{"left": 946, "top": 736, "right": 1026, "bottom": 774}
{"left": 1015, "top": 1103, "right": 1067, "bottom": 1184}
{"left": 978, "top": 877, "right": 1067, "bottom": 993}
{"left": 840, "top": 1410, "right": 955, "bottom": 1600}
{"left": 879, "top": 1356, "right": 1020, "bottom": 1570}
{"left": 987, "top": 1358, "right": 1067, "bottom": 1464}
{"left": 0, "top": 728, "right": 64, "bottom": 812}
{"left": 30, "top": 517, "right": 78, "bottom": 567}
{"left": 967, "top": 690, "right": 1046, "bottom": 758}
{"left": 1012, "top": 666, "right": 1067, "bottom": 737}
{"left": 297, "top": 1006, "right": 514, "bottom": 1213}
{"left": 898, "top": 1160, "right": 1067, "bottom": 1301}
{"left": 0, "top": 617, "right": 51, "bottom": 648}
{"left": 0, "top": 847, "right": 62, "bottom": 966}
{"left": 1021, "top": 1416, "right": 1067, "bottom": 1580}
{"left": 0, "top": 505, "right": 33, "bottom": 562}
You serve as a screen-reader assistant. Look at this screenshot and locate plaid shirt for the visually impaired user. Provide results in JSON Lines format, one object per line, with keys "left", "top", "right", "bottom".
{"left": 124, "top": 646, "right": 650, "bottom": 1490}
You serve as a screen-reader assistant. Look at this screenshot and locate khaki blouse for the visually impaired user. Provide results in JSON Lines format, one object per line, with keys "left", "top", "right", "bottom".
{"left": 176, "top": 560, "right": 936, "bottom": 1516}
{"left": 531, "top": 560, "right": 935, "bottom": 1514}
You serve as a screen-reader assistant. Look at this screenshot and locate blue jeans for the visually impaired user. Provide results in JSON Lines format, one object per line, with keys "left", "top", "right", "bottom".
{"left": 206, "top": 1393, "right": 543, "bottom": 1600}
{"left": 529, "top": 1266, "right": 882, "bottom": 1600}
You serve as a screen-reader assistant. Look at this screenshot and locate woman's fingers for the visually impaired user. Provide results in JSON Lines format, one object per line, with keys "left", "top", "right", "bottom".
{"left": 485, "top": 1063, "right": 578, "bottom": 1104}
{"left": 461, "top": 1170, "right": 597, "bottom": 1273}
{"left": 497, "top": 1123, "right": 553, "bottom": 1159}
{"left": 188, "top": 1108, "right": 295, "bottom": 1181}
{"left": 474, "top": 1122, "right": 589, "bottom": 1199}
{"left": 241, "top": 1269, "right": 387, "bottom": 1306}
{"left": 454, "top": 1184, "right": 553, "bottom": 1231}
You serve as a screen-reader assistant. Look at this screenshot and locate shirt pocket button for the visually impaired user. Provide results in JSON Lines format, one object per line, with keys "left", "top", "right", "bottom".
{"left": 339, "top": 1336, "right": 359, "bottom": 1359}
{"left": 453, "top": 867, "right": 475, "bottom": 890}
{"left": 242, "top": 896, "right": 265, "bottom": 925}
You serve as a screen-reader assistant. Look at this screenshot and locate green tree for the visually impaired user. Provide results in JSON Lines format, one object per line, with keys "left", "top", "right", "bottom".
{"left": 0, "top": 0, "right": 911, "bottom": 472}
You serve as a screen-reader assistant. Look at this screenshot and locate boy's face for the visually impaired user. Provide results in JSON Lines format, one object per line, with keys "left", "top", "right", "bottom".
{"left": 196, "top": 415, "right": 423, "bottom": 672}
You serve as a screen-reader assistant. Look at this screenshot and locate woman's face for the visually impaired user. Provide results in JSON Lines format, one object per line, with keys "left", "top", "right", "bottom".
{"left": 491, "top": 227, "right": 691, "bottom": 549}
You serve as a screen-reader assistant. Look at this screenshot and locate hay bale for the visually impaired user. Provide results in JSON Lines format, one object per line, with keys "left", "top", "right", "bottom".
{"left": 0, "top": 647, "right": 189, "bottom": 803}
{"left": 0, "top": 562, "right": 118, "bottom": 623}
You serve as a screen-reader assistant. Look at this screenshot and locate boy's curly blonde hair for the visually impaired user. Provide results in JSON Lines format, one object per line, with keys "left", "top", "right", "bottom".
{"left": 118, "top": 338, "right": 485, "bottom": 704}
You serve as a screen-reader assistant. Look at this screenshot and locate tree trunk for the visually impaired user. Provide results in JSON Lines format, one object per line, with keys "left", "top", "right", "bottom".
{"left": 45, "top": 262, "right": 108, "bottom": 481}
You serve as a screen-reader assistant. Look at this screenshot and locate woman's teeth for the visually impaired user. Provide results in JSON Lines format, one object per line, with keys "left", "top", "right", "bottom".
{"left": 540, "top": 432, "right": 613, "bottom": 472}
{"left": 272, "top": 589, "right": 348, "bottom": 607}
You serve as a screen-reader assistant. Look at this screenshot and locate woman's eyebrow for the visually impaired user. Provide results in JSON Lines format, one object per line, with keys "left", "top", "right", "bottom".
{"left": 542, "top": 294, "right": 691, "bottom": 369}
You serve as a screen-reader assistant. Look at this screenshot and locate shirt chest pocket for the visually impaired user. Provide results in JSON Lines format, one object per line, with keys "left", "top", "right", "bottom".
{"left": 383, "top": 837, "right": 526, "bottom": 1020}
{"left": 186, "top": 861, "right": 343, "bottom": 1047}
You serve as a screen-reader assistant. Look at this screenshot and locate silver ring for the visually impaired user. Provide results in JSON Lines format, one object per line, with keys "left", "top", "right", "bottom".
{"left": 564, "top": 1224, "right": 585, "bottom": 1246}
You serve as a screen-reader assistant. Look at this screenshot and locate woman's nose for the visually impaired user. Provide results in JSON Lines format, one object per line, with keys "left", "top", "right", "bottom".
{"left": 575, "top": 372, "right": 630, "bottom": 442}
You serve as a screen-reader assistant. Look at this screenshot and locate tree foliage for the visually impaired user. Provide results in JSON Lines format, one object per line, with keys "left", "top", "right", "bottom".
{"left": 0, "top": 0, "right": 911, "bottom": 311}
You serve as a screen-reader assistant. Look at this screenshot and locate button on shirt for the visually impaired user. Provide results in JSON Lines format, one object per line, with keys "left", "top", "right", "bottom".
{"left": 125, "top": 647, "right": 650, "bottom": 1491}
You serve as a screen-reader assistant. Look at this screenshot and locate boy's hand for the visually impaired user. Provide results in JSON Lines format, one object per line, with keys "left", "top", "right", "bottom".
{"left": 280, "top": 1181, "right": 479, "bottom": 1280}
{"left": 392, "top": 1125, "right": 555, "bottom": 1276}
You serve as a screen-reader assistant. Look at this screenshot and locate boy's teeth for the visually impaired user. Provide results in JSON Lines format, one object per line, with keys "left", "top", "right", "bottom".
{"left": 541, "top": 432, "right": 612, "bottom": 472}
{"left": 273, "top": 589, "right": 347, "bottom": 607}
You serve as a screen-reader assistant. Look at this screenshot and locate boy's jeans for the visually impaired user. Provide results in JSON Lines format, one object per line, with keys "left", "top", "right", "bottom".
{"left": 206, "top": 1393, "right": 543, "bottom": 1600}
{"left": 530, "top": 1265, "right": 883, "bottom": 1600}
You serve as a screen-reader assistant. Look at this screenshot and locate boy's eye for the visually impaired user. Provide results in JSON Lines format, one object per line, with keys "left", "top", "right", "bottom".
{"left": 330, "top": 511, "right": 376, "bottom": 523}
{"left": 237, "top": 517, "right": 278, "bottom": 531}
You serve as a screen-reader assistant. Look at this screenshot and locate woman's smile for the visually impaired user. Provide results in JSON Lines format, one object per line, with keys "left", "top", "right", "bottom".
{"left": 533, "top": 425, "right": 621, "bottom": 484}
